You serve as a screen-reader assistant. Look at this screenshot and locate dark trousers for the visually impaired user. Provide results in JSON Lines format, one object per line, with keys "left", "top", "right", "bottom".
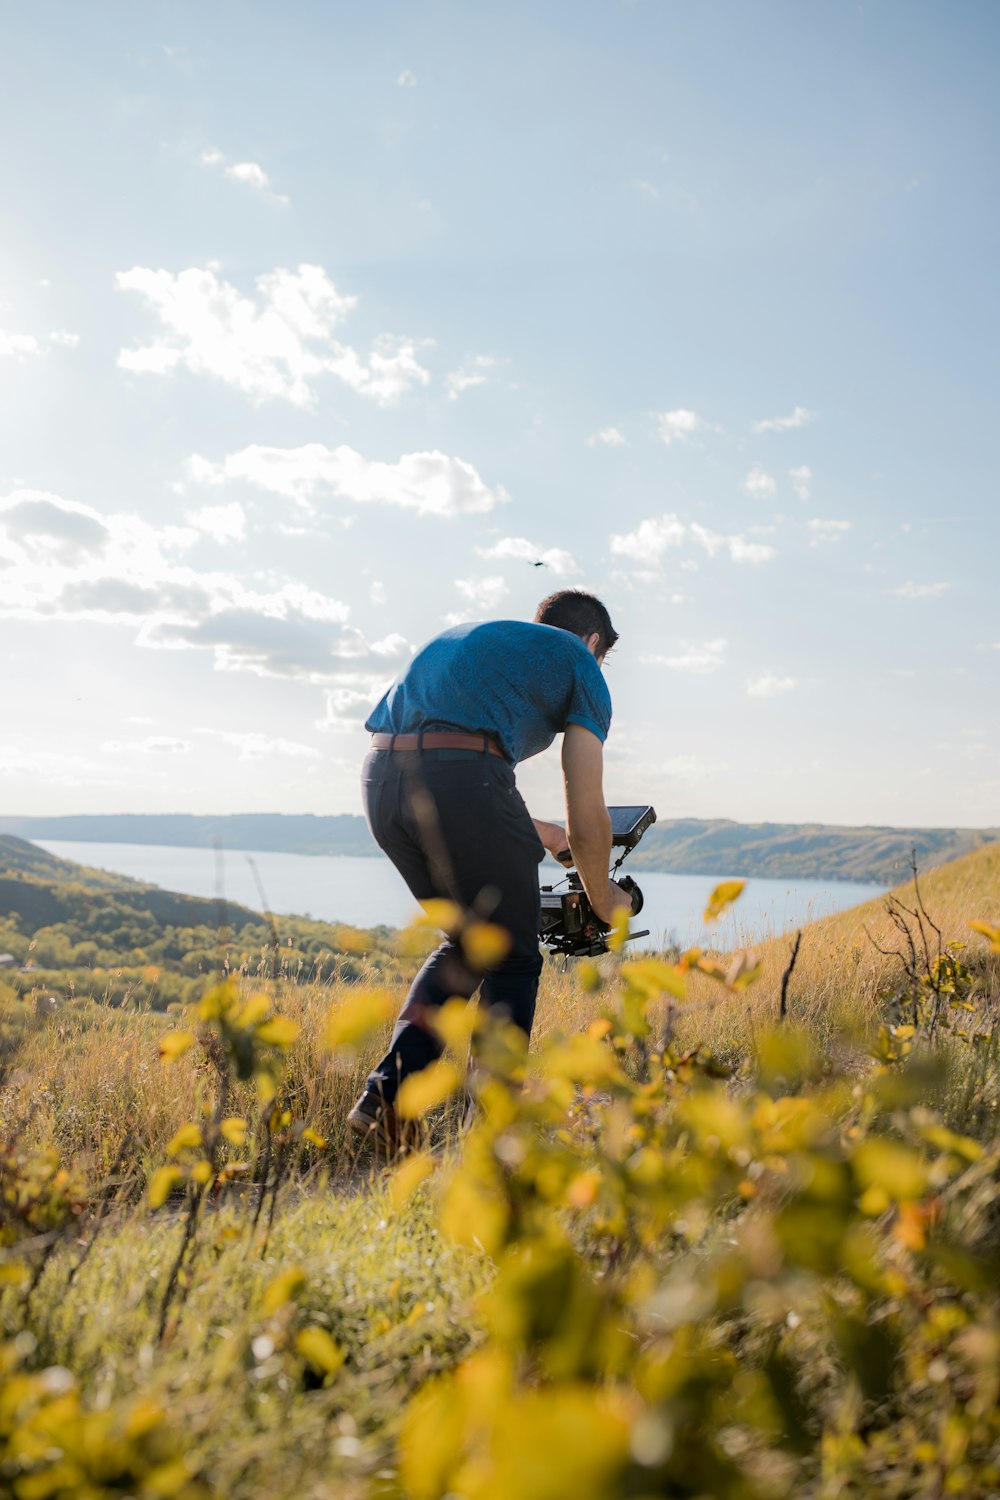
{"left": 361, "top": 747, "right": 545, "bottom": 1103}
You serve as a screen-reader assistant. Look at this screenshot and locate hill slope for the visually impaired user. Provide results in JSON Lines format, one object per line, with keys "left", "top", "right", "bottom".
{"left": 685, "top": 838, "right": 1000, "bottom": 1050}
{"left": 0, "top": 834, "right": 263, "bottom": 933}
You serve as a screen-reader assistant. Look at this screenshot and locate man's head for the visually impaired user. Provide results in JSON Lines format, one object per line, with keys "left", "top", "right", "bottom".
{"left": 534, "top": 589, "right": 619, "bottom": 660}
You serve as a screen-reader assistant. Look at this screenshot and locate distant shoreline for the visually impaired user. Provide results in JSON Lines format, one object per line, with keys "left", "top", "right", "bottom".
{"left": 5, "top": 813, "right": 997, "bottom": 885}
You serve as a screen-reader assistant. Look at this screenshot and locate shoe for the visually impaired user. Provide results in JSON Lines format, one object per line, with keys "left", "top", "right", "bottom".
{"left": 346, "top": 1091, "right": 400, "bottom": 1152}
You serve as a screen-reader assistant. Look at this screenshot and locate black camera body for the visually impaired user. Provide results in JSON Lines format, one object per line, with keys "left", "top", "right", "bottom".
{"left": 539, "top": 805, "right": 656, "bottom": 958}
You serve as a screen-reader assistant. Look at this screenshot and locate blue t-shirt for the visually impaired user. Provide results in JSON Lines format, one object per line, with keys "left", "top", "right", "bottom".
{"left": 366, "top": 621, "right": 612, "bottom": 765}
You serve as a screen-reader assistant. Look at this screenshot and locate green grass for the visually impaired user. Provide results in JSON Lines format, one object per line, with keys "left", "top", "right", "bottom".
{"left": 15, "top": 1186, "right": 486, "bottom": 1499}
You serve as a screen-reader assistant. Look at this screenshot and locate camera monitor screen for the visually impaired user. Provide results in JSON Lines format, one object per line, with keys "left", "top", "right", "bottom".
{"left": 608, "top": 805, "right": 657, "bottom": 848}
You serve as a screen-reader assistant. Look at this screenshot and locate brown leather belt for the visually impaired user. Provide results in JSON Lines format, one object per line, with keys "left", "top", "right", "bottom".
{"left": 371, "top": 731, "right": 507, "bottom": 759}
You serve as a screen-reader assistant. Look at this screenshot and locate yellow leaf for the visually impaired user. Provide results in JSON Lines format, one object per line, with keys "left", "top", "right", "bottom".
{"left": 397, "top": 1060, "right": 462, "bottom": 1119}
{"left": 461, "top": 921, "right": 511, "bottom": 971}
{"left": 567, "top": 1170, "right": 600, "bottom": 1208}
{"left": 607, "top": 903, "right": 630, "bottom": 954}
{"left": 543, "top": 1034, "right": 624, "bottom": 1087}
{"left": 256, "top": 1070, "right": 277, "bottom": 1107}
{"left": 255, "top": 1015, "right": 299, "bottom": 1048}
{"left": 577, "top": 960, "right": 602, "bottom": 993}
{"left": 124, "top": 1398, "right": 164, "bottom": 1440}
{"left": 621, "top": 959, "right": 688, "bottom": 1001}
{"left": 853, "top": 1139, "right": 928, "bottom": 1202}
{"left": 141, "top": 1457, "right": 192, "bottom": 1496}
{"left": 417, "top": 898, "right": 464, "bottom": 934}
{"left": 895, "top": 1201, "right": 927, "bottom": 1251}
{"left": 432, "top": 997, "right": 481, "bottom": 1052}
{"left": 323, "top": 988, "right": 395, "bottom": 1050}
{"left": 190, "top": 1159, "right": 212, "bottom": 1185}
{"left": 587, "top": 1018, "right": 613, "bottom": 1040}
{"left": 296, "top": 1325, "right": 346, "bottom": 1376}
{"left": 261, "top": 1265, "right": 306, "bottom": 1316}
{"left": 158, "top": 1030, "right": 195, "bottom": 1063}
{"left": 197, "top": 979, "right": 237, "bottom": 1021}
{"left": 704, "top": 879, "right": 746, "bottom": 923}
{"left": 681, "top": 1091, "right": 751, "bottom": 1151}
{"left": 0, "top": 1260, "right": 30, "bottom": 1286}
{"left": 969, "top": 919, "right": 1000, "bottom": 952}
{"left": 237, "top": 993, "right": 271, "bottom": 1029}
{"left": 166, "top": 1123, "right": 203, "bottom": 1156}
{"left": 389, "top": 1150, "right": 434, "bottom": 1211}
{"left": 220, "top": 1116, "right": 248, "bottom": 1146}
{"left": 302, "top": 1127, "right": 327, "bottom": 1149}
{"left": 333, "top": 924, "right": 372, "bottom": 955}
{"left": 148, "top": 1165, "right": 184, "bottom": 1209}
{"left": 440, "top": 1170, "right": 509, "bottom": 1254}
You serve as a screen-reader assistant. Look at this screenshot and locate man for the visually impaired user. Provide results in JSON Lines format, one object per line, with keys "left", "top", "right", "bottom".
{"left": 346, "top": 587, "right": 631, "bottom": 1147}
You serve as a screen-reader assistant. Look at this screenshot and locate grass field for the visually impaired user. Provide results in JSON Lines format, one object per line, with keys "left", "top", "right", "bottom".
{"left": 2, "top": 845, "right": 999, "bottom": 1498}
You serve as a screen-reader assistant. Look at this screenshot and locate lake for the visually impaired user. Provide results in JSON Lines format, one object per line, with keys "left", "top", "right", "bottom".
{"left": 36, "top": 839, "right": 885, "bottom": 950}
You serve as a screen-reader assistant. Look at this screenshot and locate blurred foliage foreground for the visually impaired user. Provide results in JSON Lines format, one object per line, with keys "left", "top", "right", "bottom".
{"left": 1, "top": 884, "right": 1000, "bottom": 1499}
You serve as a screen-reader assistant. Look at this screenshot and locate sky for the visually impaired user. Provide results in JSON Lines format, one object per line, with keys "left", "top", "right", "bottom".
{"left": 1, "top": 0, "right": 998, "bottom": 830}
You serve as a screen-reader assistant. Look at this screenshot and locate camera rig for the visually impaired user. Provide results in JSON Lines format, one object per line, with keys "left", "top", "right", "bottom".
{"left": 539, "top": 805, "right": 657, "bottom": 958}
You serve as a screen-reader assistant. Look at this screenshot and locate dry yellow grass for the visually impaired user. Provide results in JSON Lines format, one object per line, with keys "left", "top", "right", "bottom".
{"left": 4, "top": 840, "right": 998, "bottom": 1180}
{"left": 671, "top": 838, "right": 1000, "bottom": 1056}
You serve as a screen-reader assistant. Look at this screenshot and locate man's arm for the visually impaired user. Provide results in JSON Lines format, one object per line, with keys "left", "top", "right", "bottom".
{"left": 561, "top": 724, "right": 632, "bottom": 924}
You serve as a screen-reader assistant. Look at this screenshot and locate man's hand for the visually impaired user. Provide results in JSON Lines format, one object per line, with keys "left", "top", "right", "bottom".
{"left": 531, "top": 818, "right": 572, "bottom": 864}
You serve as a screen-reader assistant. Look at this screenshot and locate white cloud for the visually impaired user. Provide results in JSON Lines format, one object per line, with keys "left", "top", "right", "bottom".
{"left": 752, "top": 406, "right": 815, "bottom": 434}
{"left": 0, "top": 490, "right": 110, "bottom": 556}
{"left": 397, "top": 68, "right": 417, "bottom": 86}
{"left": 610, "top": 514, "right": 687, "bottom": 562}
{"left": 631, "top": 179, "right": 661, "bottom": 201}
{"left": 188, "top": 443, "right": 506, "bottom": 518}
{"left": 102, "top": 736, "right": 193, "bottom": 754}
{"left": 476, "top": 536, "right": 578, "bottom": 575}
{"left": 186, "top": 501, "right": 246, "bottom": 543}
{"left": 657, "top": 409, "right": 702, "bottom": 445}
{"left": 789, "top": 464, "right": 812, "bottom": 500}
{"left": 445, "top": 353, "right": 495, "bottom": 400}
{"left": 317, "top": 682, "right": 389, "bottom": 729}
{"left": 455, "top": 575, "right": 508, "bottom": 612}
{"left": 117, "top": 263, "right": 431, "bottom": 407}
{"left": 743, "top": 466, "right": 776, "bottom": 498}
{"left": 199, "top": 147, "right": 289, "bottom": 205}
{"left": 586, "top": 426, "right": 627, "bottom": 448}
{"left": 136, "top": 601, "right": 407, "bottom": 682}
{"left": 807, "top": 518, "right": 851, "bottom": 546}
{"left": 746, "top": 674, "right": 797, "bottom": 698}
{"left": 0, "top": 330, "right": 41, "bottom": 357}
{"left": 612, "top": 514, "right": 776, "bottom": 568}
{"left": 0, "top": 742, "right": 125, "bottom": 789}
{"left": 370, "top": 580, "right": 387, "bottom": 605}
{"left": 198, "top": 730, "right": 321, "bottom": 761}
{"left": 642, "top": 639, "right": 728, "bottom": 674}
{"left": 0, "top": 485, "right": 417, "bottom": 687}
{"left": 689, "top": 522, "right": 776, "bottom": 564}
{"left": 725, "top": 535, "right": 777, "bottom": 564}
{"left": 893, "top": 580, "right": 951, "bottom": 599}
{"left": 1, "top": 327, "right": 80, "bottom": 357}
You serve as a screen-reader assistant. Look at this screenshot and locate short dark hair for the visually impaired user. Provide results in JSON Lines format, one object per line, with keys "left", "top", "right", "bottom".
{"left": 534, "top": 589, "right": 619, "bottom": 656}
